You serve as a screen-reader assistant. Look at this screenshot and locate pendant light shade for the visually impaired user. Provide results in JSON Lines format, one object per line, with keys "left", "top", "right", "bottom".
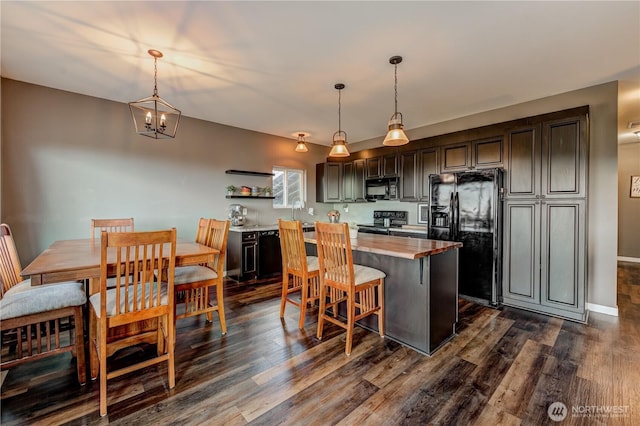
{"left": 129, "top": 49, "right": 181, "bottom": 139}
{"left": 295, "top": 133, "right": 309, "bottom": 152}
{"left": 329, "top": 83, "right": 350, "bottom": 157}
{"left": 383, "top": 55, "right": 409, "bottom": 146}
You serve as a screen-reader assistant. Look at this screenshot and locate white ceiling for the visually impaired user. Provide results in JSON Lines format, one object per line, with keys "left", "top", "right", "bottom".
{"left": 2, "top": 1, "right": 639, "bottom": 145}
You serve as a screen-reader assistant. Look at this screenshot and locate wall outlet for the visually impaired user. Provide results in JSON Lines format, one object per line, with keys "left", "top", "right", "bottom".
{"left": 308, "top": 207, "right": 314, "bottom": 215}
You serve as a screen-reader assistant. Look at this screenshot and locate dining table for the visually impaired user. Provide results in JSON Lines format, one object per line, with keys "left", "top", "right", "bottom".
{"left": 21, "top": 237, "right": 220, "bottom": 345}
{"left": 21, "top": 237, "right": 219, "bottom": 293}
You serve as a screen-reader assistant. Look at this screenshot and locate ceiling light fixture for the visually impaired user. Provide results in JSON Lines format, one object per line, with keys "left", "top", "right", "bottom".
{"left": 129, "top": 49, "right": 181, "bottom": 139}
{"left": 295, "top": 133, "right": 309, "bottom": 152}
{"left": 329, "top": 83, "right": 350, "bottom": 157}
{"left": 383, "top": 55, "right": 409, "bottom": 146}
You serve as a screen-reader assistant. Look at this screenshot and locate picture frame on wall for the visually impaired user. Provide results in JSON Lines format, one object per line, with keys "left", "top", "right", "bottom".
{"left": 631, "top": 176, "right": 640, "bottom": 198}
{"left": 418, "top": 203, "right": 429, "bottom": 224}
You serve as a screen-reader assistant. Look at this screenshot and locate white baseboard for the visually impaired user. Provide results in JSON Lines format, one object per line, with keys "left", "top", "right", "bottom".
{"left": 587, "top": 303, "right": 619, "bottom": 317}
{"left": 618, "top": 256, "right": 640, "bottom": 263}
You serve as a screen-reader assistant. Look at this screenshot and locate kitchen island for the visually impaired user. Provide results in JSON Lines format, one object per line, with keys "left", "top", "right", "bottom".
{"left": 304, "top": 232, "right": 462, "bottom": 355}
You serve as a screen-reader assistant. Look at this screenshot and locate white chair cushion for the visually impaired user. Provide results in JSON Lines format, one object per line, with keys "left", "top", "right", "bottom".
{"left": 173, "top": 265, "right": 218, "bottom": 285}
{"left": 89, "top": 282, "right": 168, "bottom": 318}
{"left": 353, "top": 264, "right": 386, "bottom": 285}
{"left": 306, "top": 256, "right": 319, "bottom": 272}
{"left": 0, "top": 281, "right": 86, "bottom": 320}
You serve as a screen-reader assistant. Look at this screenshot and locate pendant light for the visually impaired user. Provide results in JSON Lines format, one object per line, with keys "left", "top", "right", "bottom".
{"left": 129, "top": 49, "right": 181, "bottom": 139}
{"left": 329, "top": 83, "right": 350, "bottom": 157}
{"left": 383, "top": 55, "right": 409, "bottom": 146}
{"left": 295, "top": 133, "right": 309, "bottom": 152}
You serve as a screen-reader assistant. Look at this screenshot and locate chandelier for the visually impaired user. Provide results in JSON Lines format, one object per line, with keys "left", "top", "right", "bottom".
{"left": 129, "top": 49, "right": 181, "bottom": 139}
{"left": 383, "top": 55, "right": 409, "bottom": 146}
{"left": 329, "top": 83, "right": 350, "bottom": 157}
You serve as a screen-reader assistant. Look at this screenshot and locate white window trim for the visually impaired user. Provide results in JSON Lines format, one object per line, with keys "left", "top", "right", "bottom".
{"left": 272, "top": 166, "right": 306, "bottom": 209}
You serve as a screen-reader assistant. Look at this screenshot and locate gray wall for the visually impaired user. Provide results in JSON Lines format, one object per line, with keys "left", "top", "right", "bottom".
{"left": 1, "top": 78, "right": 332, "bottom": 264}
{"left": 352, "top": 81, "right": 620, "bottom": 310}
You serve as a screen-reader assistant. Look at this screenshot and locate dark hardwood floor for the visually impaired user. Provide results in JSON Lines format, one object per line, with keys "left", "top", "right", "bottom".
{"left": 2, "top": 262, "right": 639, "bottom": 425}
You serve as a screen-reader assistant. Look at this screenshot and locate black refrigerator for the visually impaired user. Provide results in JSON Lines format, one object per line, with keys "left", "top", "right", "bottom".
{"left": 428, "top": 168, "right": 503, "bottom": 305}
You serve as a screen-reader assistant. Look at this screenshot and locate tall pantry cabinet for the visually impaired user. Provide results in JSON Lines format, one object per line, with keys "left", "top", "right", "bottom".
{"left": 502, "top": 109, "right": 589, "bottom": 322}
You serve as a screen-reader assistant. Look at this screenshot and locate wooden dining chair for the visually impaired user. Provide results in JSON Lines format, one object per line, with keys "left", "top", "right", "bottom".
{"left": 278, "top": 219, "right": 320, "bottom": 329}
{"left": 0, "top": 223, "right": 86, "bottom": 385}
{"left": 90, "top": 218, "right": 134, "bottom": 240}
{"left": 314, "top": 222, "right": 385, "bottom": 356}
{"left": 90, "top": 218, "right": 135, "bottom": 293}
{"left": 174, "top": 218, "right": 230, "bottom": 335}
{"left": 88, "top": 228, "right": 176, "bottom": 417}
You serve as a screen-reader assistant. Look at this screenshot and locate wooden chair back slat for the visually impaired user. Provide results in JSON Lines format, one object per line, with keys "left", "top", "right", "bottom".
{"left": 91, "top": 218, "right": 134, "bottom": 240}
{"left": 0, "top": 224, "right": 23, "bottom": 297}
{"left": 315, "top": 222, "right": 354, "bottom": 290}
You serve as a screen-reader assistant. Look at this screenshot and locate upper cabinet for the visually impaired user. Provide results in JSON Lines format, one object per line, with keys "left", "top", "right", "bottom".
{"left": 399, "top": 151, "right": 419, "bottom": 201}
{"left": 419, "top": 148, "right": 439, "bottom": 201}
{"left": 366, "top": 154, "right": 398, "bottom": 179}
{"left": 316, "top": 162, "right": 342, "bottom": 203}
{"left": 440, "top": 137, "right": 503, "bottom": 173}
{"left": 343, "top": 159, "right": 366, "bottom": 202}
{"left": 505, "top": 114, "right": 587, "bottom": 199}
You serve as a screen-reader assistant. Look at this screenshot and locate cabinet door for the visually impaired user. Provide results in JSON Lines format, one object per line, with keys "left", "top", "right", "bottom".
{"left": 506, "top": 125, "right": 541, "bottom": 198}
{"left": 419, "top": 148, "right": 439, "bottom": 201}
{"left": 242, "top": 242, "right": 257, "bottom": 276}
{"left": 342, "top": 162, "right": 354, "bottom": 202}
{"left": 366, "top": 157, "right": 381, "bottom": 178}
{"left": 440, "top": 143, "right": 471, "bottom": 172}
{"left": 353, "top": 159, "right": 366, "bottom": 202}
{"left": 542, "top": 116, "right": 588, "bottom": 198}
{"left": 502, "top": 200, "right": 540, "bottom": 304}
{"left": 400, "top": 151, "right": 418, "bottom": 201}
{"left": 540, "top": 200, "right": 585, "bottom": 314}
{"left": 316, "top": 162, "right": 342, "bottom": 202}
{"left": 382, "top": 154, "right": 398, "bottom": 176}
{"left": 472, "top": 137, "right": 503, "bottom": 169}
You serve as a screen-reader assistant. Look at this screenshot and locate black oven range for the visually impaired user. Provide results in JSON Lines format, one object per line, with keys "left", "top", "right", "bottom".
{"left": 357, "top": 210, "right": 408, "bottom": 235}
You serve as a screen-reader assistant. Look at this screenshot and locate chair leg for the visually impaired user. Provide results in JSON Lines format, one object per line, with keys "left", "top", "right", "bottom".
{"left": 167, "top": 313, "right": 175, "bottom": 389}
{"left": 204, "top": 288, "right": 213, "bottom": 323}
{"left": 99, "top": 334, "right": 108, "bottom": 416}
{"left": 378, "top": 279, "right": 385, "bottom": 337}
{"left": 216, "top": 282, "right": 227, "bottom": 335}
{"left": 73, "top": 307, "right": 87, "bottom": 385}
{"left": 89, "top": 309, "right": 99, "bottom": 381}
{"left": 316, "top": 283, "right": 327, "bottom": 340}
{"left": 280, "top": 273, "right": 289, "bottom": 318}
{"left": 299, "top": 276, "right": 308, "bottom": 329}
{"left": 345, "top": 291, "right": 356, "bottom": 356}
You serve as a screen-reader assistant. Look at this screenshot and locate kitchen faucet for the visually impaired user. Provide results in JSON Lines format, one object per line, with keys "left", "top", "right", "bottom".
{"left": 292, "top": 200, "right": 303, "bottom": 220}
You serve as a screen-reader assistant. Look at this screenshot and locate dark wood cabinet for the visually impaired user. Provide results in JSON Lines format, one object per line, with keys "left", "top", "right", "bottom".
{"left": 382, "top": 154, "right": 398, "bottom": 176}
{"left": 419, "top": 148, "right": 439, "bottom": 201}
{"left": 366, "top": 157, "right": 381, "bottom": 179}
{"left": 441, "top": 143, "right": 470, "bottom": 172}
{"left": 316, "top": 162, "right": 342, "bottom": 203}
{"left": 227, "top": 231, "right": 258, "bottom": 281}
{"left": 399, "top": 151, "right": 419, "bottom": 201}
{"left": 342, "top": 159, "right": 366, "bottom": 203}
{"left": 440, "top": 138, "right": 503, "bottom": 173}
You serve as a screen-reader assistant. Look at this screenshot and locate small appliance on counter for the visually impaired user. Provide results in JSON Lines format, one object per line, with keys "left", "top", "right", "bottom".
{"left": 327, "top": 210, "right": 340, "bottom": 223}
{"left": 228, "top": 204, "right": 247, "bottom": 226}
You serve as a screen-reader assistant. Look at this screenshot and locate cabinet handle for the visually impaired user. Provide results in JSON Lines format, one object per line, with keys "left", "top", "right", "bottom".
{"left": 540, "top": 194, "right": 546, "bottom": 198}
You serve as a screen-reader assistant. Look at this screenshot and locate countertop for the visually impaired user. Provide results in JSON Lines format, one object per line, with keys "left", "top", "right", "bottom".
{"left": 303, "top": 231, "right": 462, "bottom": 260}
{"left": 229, "top": 223, "right": 314, "bottom": 232}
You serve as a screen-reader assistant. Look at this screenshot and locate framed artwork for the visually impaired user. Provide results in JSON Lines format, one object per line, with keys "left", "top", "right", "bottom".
{"left": 418, "top": 203, "right": 429, "bottom": 224}
{"left": 631, "top": 176, "right": 640, "bottom": 198}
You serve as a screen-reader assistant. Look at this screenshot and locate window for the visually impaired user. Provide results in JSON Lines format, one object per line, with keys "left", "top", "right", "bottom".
{"left": 272, "top": 167, "right": 305, "bottom": 208}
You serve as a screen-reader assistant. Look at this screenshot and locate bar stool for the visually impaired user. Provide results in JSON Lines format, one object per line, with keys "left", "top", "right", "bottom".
{"left": 278, "top": 219, "right": 321, "bottom": 329}
{"left": 314, "top": 222, "right": 385, "bottom": 355}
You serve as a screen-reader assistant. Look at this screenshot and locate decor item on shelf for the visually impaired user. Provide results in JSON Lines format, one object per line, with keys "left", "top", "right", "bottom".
{"left": 383, "top": 55, "right": 409, "bottom": 146}
{"left": 226, "top": 185, "right": 236, "bottom": 195}
{"left": 329, "top": 83, "right": 350, "bottom": 157}
{"left": 263, "top": 186, "right": 273, "bottom": 196}
{"left": 129, "top": 49, "right": 181, "bottom": 139}
{"left": 240, "top": 186, "right": 251, "bottom": 196}
{"left": 295, "top": 133, "right": 309, "bottom": 153}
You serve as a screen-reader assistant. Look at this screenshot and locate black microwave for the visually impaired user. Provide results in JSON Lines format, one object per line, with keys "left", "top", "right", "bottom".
{"left": 365, "top": 177, "right": 399, "bottom": 200}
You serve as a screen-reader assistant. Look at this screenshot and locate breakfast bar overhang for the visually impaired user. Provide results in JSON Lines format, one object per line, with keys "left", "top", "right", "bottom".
{"left": 304, "top": 232, "right": 463, "bottom": 355}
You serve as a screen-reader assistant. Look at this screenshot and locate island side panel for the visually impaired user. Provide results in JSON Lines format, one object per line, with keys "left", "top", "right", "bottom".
{"left": 429, "top": 248, "right": 459, "bottom": 353}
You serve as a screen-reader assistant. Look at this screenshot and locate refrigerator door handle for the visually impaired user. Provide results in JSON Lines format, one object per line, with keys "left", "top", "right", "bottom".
{"left": 449, "top": 193, "right": 455, "bottom": 238}
{"left": 453, "top": 192, "right": 460, "bottom": 240}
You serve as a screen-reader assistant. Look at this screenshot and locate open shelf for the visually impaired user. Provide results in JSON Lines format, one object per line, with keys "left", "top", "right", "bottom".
{"left": 225, "top": 169, "right": 274, "bottom": 177}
